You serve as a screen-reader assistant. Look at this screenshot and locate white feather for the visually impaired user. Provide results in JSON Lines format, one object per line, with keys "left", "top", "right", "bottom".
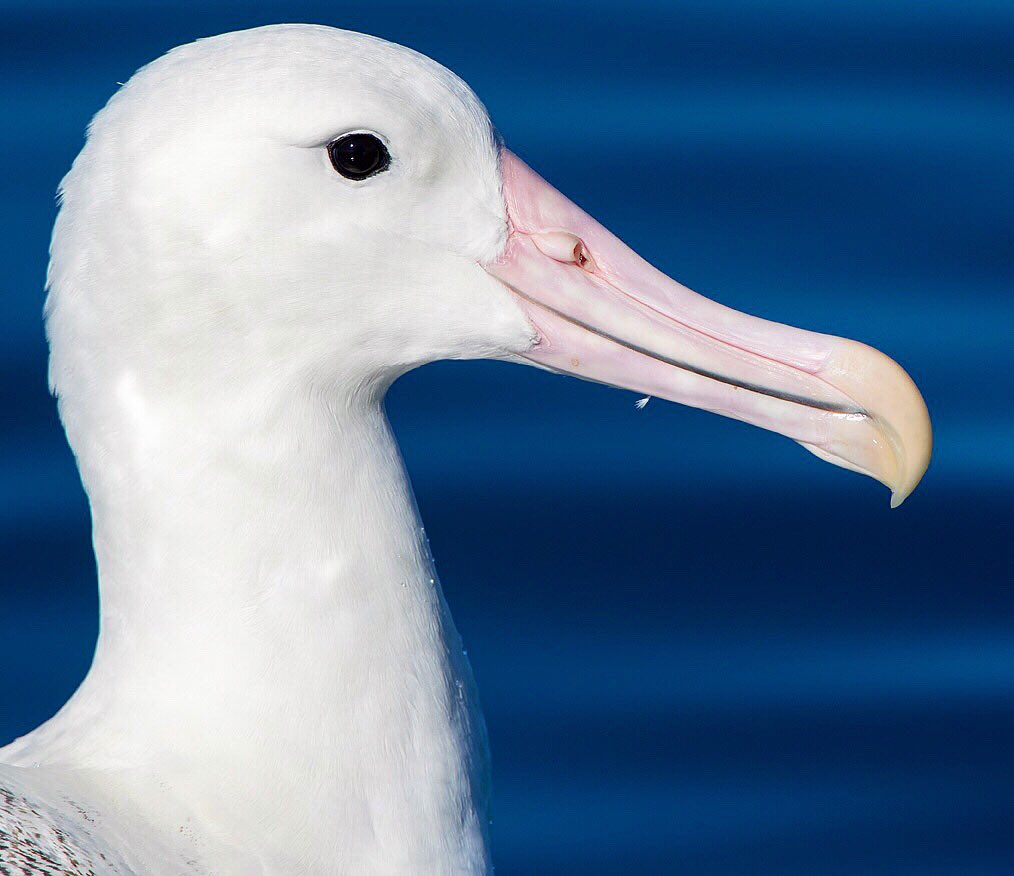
{"left": 4, "top": 24, "right": 538, "bottom": 874}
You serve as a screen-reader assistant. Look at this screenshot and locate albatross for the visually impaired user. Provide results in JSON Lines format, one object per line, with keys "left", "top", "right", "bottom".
{"left": 0, "top": 24, "right": 931, "bottom": 874}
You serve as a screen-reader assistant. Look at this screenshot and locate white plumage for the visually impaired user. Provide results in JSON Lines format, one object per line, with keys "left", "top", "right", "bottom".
{"left": 3, "top": 25, "right": 529, "bottom": 874}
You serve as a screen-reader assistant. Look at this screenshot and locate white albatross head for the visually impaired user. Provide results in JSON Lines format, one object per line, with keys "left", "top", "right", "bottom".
{"left": 46, "top": 23, "right": 931, "bottom": 505}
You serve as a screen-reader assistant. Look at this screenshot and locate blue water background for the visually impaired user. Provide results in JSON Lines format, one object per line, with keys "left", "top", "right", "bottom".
{"left": 1, "top": 1, "right": 1012, "bottom": 872}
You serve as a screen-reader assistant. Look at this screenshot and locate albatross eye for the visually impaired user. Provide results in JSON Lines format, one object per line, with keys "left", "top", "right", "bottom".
{"left": 327, "top": 132, "right": 391, "bottom": 180}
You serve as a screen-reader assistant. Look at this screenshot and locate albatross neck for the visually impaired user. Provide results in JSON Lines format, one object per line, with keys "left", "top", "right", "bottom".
{"left": 11, "top": 380, "right": 491, "bottom": 871}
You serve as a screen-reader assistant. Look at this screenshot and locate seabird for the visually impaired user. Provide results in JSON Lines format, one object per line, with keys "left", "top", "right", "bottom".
{"left": 0, "top": 24, "right": 931, "bottom": 874}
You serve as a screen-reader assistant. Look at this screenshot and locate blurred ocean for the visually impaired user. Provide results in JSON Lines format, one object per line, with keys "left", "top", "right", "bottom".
{"left": 1, "top": 1, "right": 1012, "bottom": 872}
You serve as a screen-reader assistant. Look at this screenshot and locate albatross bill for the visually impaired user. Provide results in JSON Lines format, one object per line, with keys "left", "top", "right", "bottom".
{"left": 487, "top": 151, "right": 932, "bottom": 506}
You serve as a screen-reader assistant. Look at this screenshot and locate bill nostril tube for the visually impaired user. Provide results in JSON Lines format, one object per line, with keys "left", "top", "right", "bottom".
{"left": 530, "top": 230, "right": 596, "bottom": 272}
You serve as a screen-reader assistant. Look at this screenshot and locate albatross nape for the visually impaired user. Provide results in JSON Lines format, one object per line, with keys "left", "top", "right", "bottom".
{"left": 0, "top": 24, "right": 931, "bottom": 875}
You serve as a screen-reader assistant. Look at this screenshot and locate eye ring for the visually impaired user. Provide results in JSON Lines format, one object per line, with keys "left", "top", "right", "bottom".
{"left": 327, "top": 132, "right": 391, "bottom": 181}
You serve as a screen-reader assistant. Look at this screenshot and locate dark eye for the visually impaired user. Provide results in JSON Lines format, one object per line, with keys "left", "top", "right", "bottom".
{"left": 327, "top": 132, "right": 391, "bottom": 181}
